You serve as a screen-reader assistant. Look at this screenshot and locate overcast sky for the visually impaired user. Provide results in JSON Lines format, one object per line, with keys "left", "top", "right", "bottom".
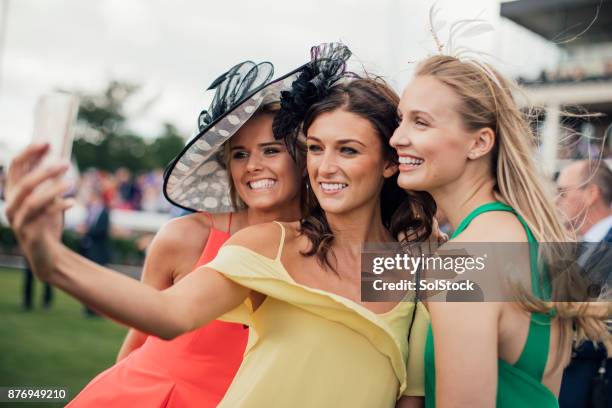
{"left": 0, "top": 0, "right": 560, "bottom": 162}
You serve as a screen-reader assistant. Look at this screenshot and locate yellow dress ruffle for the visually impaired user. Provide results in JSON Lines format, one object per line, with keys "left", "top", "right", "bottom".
{"left": 206, "top": 242, "right": 429, "bottom": 407}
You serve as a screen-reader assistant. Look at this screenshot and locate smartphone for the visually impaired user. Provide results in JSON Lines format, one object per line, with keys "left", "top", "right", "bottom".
{"left": 31, "top": 92, "right": 80, "bottom": 165}
{"left": 30, "top": 93, "right": 80, "bottom": 198}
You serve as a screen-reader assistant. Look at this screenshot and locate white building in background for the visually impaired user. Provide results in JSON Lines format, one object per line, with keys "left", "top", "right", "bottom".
{"left": 501, "top": 0, "right": 612, "bottom": 176}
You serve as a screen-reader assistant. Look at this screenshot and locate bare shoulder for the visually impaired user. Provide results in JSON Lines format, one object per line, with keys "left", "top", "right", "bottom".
{"left": 209, "top": 212, "right": 233, "bottom": 232}
{"left": 451, "top": 211, "right": 528, "bottom": 243}
{"left": 428, "top": 299, "right": 501, "bottom": 320}
{"left": 140, "top": 213, "right": 214, "bottom": 285}
{"left": 224, "top": 221, "right": 300, "bottom": 259}
{"left": 152, "top": 213, "right": 212, "bottom": 254}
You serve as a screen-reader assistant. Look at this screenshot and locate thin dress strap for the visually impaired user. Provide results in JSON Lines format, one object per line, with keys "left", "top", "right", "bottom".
{"left": 272, "top": 221, "right": 286, "bottom": 262}
{"left": 194, "top": 213, "right": 231, "bottom": 267}
{"left": 226, "top": 212, "right": 233, "bottom": 233}
{"left": 202, "top": 211, "right": 215, "bottom": 230}
{"left": 451, "top": 202, "right": 514, "bottom": 239}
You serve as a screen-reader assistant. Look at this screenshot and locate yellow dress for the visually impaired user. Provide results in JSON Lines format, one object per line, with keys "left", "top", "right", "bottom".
{"left": 205, "top": 222, "right": 429, "bottom": 407}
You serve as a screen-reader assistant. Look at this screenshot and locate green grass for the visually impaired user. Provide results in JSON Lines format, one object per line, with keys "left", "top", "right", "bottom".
{"left": 0, "top": 267, "right": 127, "bottom": 407}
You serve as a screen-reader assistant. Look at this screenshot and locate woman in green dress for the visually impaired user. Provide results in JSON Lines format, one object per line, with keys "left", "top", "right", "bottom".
{"left": 390, "top": 55, "right": 610, "bottom": 407}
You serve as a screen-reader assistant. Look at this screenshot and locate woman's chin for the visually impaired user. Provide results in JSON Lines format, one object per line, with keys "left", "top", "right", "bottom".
{"left": 318, "top": 200, "right": 349, "bottom": 215}
{"left": 396, "top": 174, "right": 426, "bottom": 191}
{"left": 242, "top": 196, "right": 276, "bottom": 210}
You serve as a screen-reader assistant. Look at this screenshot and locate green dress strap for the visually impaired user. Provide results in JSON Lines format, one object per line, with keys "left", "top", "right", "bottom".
{"left": 450, "top": 202, "right": 516, "bottom": 239}
{"left": 453, "top": 202, "right": 552, "bottom": 303}
{"left": 425, "top": 202, "right": 556, "bottom": 407}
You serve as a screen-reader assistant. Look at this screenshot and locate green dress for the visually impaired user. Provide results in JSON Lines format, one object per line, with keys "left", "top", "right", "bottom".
{"left": 424, "top": 202, "right": 558, "bottom": 407}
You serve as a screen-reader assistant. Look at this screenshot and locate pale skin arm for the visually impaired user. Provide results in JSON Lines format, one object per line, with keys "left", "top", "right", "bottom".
{"left": 425, "top": 210, "right": 550, "bottom": 407}
{"left": 424, "top": 226, "right": 508, "bottom": 408}
{"left": 116, "top": 328, "right": 148, "bottom": 362}
{"left": 5, "top": 144, "right": 249, "bottom": 340}
{"left": 116, "top": 221, "right": 190, "bottom": 361}
{"left": 427, "top": 301, "right": 500, "bottom": 408}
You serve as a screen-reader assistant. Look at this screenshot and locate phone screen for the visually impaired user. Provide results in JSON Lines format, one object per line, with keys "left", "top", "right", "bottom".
{"left": 31, "top": 93, "right": 79, "bottom": 165}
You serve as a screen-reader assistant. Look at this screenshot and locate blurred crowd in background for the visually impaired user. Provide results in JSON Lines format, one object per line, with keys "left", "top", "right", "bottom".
{"left": 518, "top": 57, "right": 612, "bottom": 85}
{"left": 76, "top": 167, "right": 171, "bottom": 213}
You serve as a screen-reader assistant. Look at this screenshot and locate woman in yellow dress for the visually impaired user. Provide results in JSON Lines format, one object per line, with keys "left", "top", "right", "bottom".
{"left": 5, "top": 43, "right": 434, "bottom": 407}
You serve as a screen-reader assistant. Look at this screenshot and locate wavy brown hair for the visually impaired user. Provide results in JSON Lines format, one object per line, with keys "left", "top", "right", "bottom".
{"left": 294, "top": 77, "right": 436, "bottom": 270}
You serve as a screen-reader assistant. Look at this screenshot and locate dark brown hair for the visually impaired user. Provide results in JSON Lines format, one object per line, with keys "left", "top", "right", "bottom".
{"left": 297, "top": 78, "right": 436, "bottom": 270}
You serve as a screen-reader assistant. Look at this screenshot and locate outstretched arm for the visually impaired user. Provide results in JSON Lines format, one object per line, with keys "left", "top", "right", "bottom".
{"left": 48, "top": 241, "right": 248, "bottom": 339}
{"left": 5, "top": 144, "right": 249, "bottom": 340}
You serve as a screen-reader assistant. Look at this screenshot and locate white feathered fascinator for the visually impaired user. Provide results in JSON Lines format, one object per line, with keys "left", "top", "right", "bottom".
{"left": 427, "top": 3, "right": 502, "bottom": 86}
{"left": 428, "top": 4, "right": 495, "bottom": 57}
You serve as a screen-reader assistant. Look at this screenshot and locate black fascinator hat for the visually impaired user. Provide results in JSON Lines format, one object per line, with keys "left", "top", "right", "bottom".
{"left": 163, "top": 61, "right": 303, "bottom": 213}
{"left": 273, "top": 42, "right": 353, "bottom": 160}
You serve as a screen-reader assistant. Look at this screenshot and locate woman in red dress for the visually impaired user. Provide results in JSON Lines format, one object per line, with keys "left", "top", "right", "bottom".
{"left": 67, "top": 61, "right": 304, "bottom": 407}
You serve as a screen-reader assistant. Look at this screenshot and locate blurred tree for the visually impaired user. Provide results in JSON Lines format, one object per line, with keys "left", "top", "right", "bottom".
{"left": 71, "top": 81, "right": 185, "bottom": 173}
{"left": 73, "top": 80, "right": 138, "bottom": 172}
{"left": 148, "top": 123, "right": 186, "bottom": 169}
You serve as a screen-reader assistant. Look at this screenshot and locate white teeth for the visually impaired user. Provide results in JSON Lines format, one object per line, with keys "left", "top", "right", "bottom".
{"left": 320, "top": 182, "right": 348, "bottom": 191}
{"left": 249, "top": 179, "right": 276, "bottom": 190}
{"left": 398, "top": 156, "right": 424, "bottom": 165}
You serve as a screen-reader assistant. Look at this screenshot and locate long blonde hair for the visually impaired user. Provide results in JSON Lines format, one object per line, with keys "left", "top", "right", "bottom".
{"left": 415, "top": 55, "right": 610, "bottom": 354}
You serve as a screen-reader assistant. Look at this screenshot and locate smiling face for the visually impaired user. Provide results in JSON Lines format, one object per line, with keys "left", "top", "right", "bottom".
{"left": 306, "top": 109, "right": 396, "bottom": 216}
{"left": 228, "top": 113, "right": 301, "bottom": 211}
{"left": 389, "top": 75, "right": 477, "bottom": 192}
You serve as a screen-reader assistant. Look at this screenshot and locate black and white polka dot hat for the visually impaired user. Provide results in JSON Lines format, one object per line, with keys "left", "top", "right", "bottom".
{"left": 163, "top": 61, "right": 306, "bottom": 213}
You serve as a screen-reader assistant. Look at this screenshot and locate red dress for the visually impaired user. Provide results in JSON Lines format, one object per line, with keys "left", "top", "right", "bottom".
{"left": 67, "top": 214, "right": 248, "bottom": 407}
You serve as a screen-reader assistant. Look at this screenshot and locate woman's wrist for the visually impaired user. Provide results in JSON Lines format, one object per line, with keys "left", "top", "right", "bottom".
{"left": 26, "top": 232, "right": 63, "bottom": 283}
